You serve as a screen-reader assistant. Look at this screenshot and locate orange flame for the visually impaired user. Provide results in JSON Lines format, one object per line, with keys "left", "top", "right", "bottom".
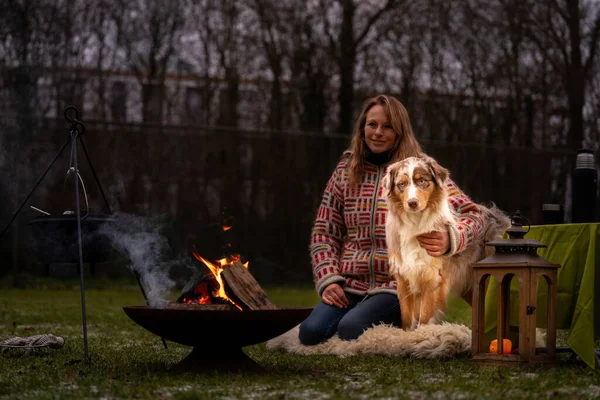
{"left": 222, "top": 225, "right": 232, "bottom": 231}
{"left": 191, "top": 248, "right": 249, "bottom": 310}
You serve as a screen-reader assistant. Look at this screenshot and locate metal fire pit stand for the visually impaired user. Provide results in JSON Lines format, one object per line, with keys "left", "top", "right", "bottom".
{"left": 0, "top": 105, "right": 112, "bottom": 364}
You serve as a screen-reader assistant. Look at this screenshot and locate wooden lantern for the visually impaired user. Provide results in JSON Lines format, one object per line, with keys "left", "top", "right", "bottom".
{"left": 471, "top": 211, "right": 561, "bottom": 366}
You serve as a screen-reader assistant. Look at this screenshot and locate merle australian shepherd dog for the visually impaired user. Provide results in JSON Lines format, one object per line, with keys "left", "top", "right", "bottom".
{"left": 383, "top": 155, "right": 510, "bottom": 330}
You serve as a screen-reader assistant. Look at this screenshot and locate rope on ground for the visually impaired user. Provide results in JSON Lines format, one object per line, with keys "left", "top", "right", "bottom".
{"left": 0, "top": 334, "right": 65, "bottom": 357}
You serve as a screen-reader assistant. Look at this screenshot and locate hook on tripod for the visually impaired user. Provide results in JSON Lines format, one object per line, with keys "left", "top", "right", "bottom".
{"left": 64, "top": 105, "right": 85, "bottom": 136}
{"left": 64, "top": 105, "right": 80, "bottom": 122}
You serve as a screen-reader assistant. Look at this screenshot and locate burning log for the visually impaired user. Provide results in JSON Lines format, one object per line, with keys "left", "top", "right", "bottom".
{"left": 165, "top": 303, "right": 235, "bottom": 310}
{"left": 221, "top": 262, "right": 278, "bottom": 310}
{"left": 174, "top": 254, "right": 278, "bottom": 311}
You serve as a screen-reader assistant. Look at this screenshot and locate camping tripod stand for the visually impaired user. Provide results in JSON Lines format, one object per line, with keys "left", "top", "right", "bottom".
{"left": 0, "top": 105, "right": 112, "bottom": 363}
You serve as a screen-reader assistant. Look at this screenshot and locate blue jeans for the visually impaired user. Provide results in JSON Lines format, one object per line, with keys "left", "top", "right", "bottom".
{"left": 298, "top": 292, "right": 401, "bottom": 345}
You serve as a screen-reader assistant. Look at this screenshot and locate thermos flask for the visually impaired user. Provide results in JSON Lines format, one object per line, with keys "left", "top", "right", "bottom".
{"left": 571, "top": 148, "right": 598, "bottom": 223}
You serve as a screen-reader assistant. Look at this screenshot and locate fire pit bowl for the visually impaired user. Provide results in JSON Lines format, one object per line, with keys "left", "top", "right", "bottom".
{"left": 29, "top": 214, "right": 116, "bottom": 264}
{"left": 123, "top": 305, "right": 313, "bottom": 372}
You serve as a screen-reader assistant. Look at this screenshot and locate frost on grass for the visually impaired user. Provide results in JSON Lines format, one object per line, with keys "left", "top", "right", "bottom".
{"left": 9, "top": 323, "right": 78, "bottom": 333}
{"left": 399, "top": 390, "right": 433, "bottom": 400}
{"left": 509, "top": 371, "right": 540, "bottom": 380}
{"left": 419, "top": 373, "right": 450, "bottom": 385}
{"left": 59, "top": 382, "right": 79, "bottom": 391}
{"left": 118, "top": 330, "right": 138, "bottom": 335}
{"left": 11, "top": 390, "right": 48, "bottom": 399}
{"left": 107, "top": 338, "right": 143, "bottom": 349}
{"left": 155, "top": 384, "right": 200, "bottom": 399}
{"left": 383, "top": 389, "right": 470, "bottom": 400}
{"left": 548, "top": 384, "right": 600, "bottom": 398}
{"left": 167, "top": 385, "right": 335, "bottom": 400}
{"left": 430, "top": 390, "right": 471, "bottom": 400}
{"left": 263, "top": 389, "right": 331, "bottom": 400}
{"left": 586, "top": 385, "right": 600, "bottom": 397}
{"left": 343, "top": 373, "right": 374, "bottom": 391}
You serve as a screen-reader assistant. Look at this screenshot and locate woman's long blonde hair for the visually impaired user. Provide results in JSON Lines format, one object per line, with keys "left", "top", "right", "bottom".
{"left": 345, "top": 94, "right": 423, "bottom": 186}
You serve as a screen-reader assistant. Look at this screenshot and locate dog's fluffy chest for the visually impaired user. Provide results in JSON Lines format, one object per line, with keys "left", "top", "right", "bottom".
{"left": 388, "top": 212, "right": 448, "bottom": 293}
{"left": 398, "top": 235, "right": 441, "bottom": 292}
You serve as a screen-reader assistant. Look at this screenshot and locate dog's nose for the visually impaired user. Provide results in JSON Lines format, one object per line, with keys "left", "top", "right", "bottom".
{"left": 408, "top": 199, "right": 419, "bottom": 210}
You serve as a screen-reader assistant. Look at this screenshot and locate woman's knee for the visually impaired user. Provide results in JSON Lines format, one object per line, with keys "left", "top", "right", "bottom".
{"left": 298, "top": 318, "right": 331, "bottom": 345}
{"left": 337, "top": 318, "right": 369, "bottom": 341}
{"left": 336, "top": 294, "right": 401, "bottom": 340}
{"left": 298, "top": 301, "right": 347, "bottom": 345}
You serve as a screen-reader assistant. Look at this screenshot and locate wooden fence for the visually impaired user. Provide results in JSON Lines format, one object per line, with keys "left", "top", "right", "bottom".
{"left": 0, "top": 119, "right": 579, "bottom": 284}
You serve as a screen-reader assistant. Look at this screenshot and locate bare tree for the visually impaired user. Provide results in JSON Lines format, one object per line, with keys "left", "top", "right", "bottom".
{"left": 183, "top": 0, "right": 215, "bottom": 126}
{"left": 246, "top": 0, "right": 290, "bottom": 130}
{"left": 522, "top": 0, "right": 600, "bottom": 150}
{"left": 117, "top": 0, "right": 185, "bottom": 124}
{"left": 325, "top": 0, "right": 397, "bottom": 134}
{"left": 214, "top": 1, "right": 263, "bottom": 129}
{"left": 0, "top": 0, "right": 58, "bottom": 124}
{"left": 85, "top": 0, "right": 124, "bottom": 121}
{"left": 188, "top": 0, "right": 254, "bottom": 129}
{"left": 364, "top": 2, "right": 428, "bottom": 113}
{"left": 291, "top": 18, "right": 334, "bottom": 132}
{"left": 588, "top": 60, "right": 600, "bottom": 149}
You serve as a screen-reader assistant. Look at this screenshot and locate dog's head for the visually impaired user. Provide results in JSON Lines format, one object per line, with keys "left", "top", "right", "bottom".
{"left": 383, "top": 156, "right": 449, "bottom": 213}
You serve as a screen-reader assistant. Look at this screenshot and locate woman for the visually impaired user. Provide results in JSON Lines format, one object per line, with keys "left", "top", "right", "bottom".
{"left": 299, "top": 94, "right": 486, "bottom": 345}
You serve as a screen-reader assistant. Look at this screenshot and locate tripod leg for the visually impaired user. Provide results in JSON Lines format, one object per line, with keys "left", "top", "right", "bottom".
{"left": 133, "top": 270, "right": 168, "bottom": 349}
{"left": 71, "top": 137, "right": 90, "bottom": 364}
{"left": 0, "top": 137, "right": 71, "bottom": 239}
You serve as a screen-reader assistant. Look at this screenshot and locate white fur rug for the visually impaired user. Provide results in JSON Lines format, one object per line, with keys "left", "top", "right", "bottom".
{"left": 266, "top": 324, "right": 546, "bottom": 359}
{"left": 266, "top": 323, "right": 472, "bottom": 359}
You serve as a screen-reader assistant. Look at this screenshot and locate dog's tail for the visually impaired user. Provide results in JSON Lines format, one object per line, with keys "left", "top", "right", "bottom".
{"left": 480, "top": 203, "right": 511, "bottom": 243}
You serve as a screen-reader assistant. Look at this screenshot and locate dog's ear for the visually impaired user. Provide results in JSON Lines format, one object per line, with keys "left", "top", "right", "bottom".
{"left": 428, "top": 158, "right": 449, "bottom": 186}
{"left": 383, "top": 166, "right": 397, "bottom": 196}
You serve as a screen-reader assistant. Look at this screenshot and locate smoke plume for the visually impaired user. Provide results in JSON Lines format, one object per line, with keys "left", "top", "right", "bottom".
{"left": 100, "top": 212, "right": 198, "bottom": 307}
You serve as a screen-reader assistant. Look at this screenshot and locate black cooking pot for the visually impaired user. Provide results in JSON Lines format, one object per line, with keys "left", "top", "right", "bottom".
{"left": 29, "top": 214, "right": 116, "bottom": 264}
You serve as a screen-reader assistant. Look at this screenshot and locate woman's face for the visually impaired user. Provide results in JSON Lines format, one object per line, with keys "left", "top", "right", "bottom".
{"left": 363, "top": 104, "right": 397, "bottom": 153}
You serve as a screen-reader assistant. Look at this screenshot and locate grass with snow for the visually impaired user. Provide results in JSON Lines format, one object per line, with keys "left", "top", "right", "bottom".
{"left": 0, "top": 277, "right": 597, "bottom": 400}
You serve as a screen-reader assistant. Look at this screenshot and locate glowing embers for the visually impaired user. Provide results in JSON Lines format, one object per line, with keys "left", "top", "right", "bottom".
{"left": 176, "top": 274, "right": 225, "bottom": 306}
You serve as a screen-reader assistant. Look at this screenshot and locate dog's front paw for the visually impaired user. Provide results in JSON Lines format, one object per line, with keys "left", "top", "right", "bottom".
{"left": 403, "top": 322, "right": 419, "bottom": 331}
{"left": 400, "top": 315, "right": 416, "bottom": 331}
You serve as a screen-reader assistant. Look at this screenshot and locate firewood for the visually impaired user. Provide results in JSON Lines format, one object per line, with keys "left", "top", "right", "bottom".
{"left": 221, "top": 262, "right": 278, "bottom": 310}
{"left": 165, "top": 302, "right": 235, "bottom": 311}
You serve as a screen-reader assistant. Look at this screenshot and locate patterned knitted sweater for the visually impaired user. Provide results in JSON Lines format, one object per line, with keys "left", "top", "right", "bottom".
{"left": 310, "top": 158, "right": 486, "bottom": 297}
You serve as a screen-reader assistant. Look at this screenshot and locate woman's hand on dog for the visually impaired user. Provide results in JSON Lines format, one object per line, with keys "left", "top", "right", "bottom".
{"left": 322, "top": 283, "right": 349, "bottom": 308}
{"left": 417, "top": 230, "right": 450, "bottom": 257}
